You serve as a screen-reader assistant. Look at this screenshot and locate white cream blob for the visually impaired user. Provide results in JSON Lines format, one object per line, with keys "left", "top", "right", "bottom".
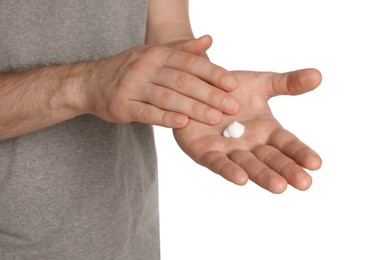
{"left": 222, "top": 121, "right": 245, "bottom": 138}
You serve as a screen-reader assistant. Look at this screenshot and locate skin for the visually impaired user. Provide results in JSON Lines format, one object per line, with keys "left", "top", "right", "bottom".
{"left": 0, "top": 0, "right": 239, "bottom": 141}
{"left": 82, "top": 38, "right": 239, "bottom": 128}
{"left": 0, "top": 0, "right": 322, "bottom": 193}
{"left": 174, "top": 69, "right": 323, "bottom": 193}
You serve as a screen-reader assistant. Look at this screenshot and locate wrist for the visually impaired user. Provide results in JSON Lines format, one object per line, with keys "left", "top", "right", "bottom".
{"left": 49, "top": 62, "right": 93, "bottom": 119}
{"left": 145, "top": 27, "right": 194, "bottom": 45}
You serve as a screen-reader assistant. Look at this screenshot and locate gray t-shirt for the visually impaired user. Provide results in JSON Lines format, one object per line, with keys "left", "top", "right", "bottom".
{"left": 0, "top": 1, "right": 160, "bottom": 259}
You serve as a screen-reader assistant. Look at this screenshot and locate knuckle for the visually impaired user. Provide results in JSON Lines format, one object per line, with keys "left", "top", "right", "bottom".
{"left": 117, "top": 76, "right": 133, "bottom": 90}
{"left": 263, "top": 148, "right": 279, "bottom": 165}
{"left": 160, "top": 112, "right": 171, "bottom": 126}
{"left": 190, "top": 101, "right": 202, "bottom": 114}
{"left": 159, "top": 89, "right": 174, "bottom": 105}
{"left": 140, "top": 106, "right": 152, "bottom": 122}
{"left": 207, "top": 89, "right": 220, "bottom": 105}
{"left": 120, "top": 46, "right": 164, "bottom": 71}
{"left": 146, "top": 45, "right": 166, "bottom": 57}
{"left": 183, "top": 54, "right": 197, "bottom": 68}
{"left": 128, "top": 59, "right": 148, "bottom": 71}
{"left": 207, "top": 66, "right": 219, "bottom": 80}
{"left": 281, "top": 162, "right": 298, "bottom": 175}
{"left": 175, "top": 73, "right": 189, "bottom": 89}
{"left": 256, "top": 168, "right": 271, "bottom": 182}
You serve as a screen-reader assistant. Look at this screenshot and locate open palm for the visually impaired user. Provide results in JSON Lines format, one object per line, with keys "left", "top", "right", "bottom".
{"left": 173, "top": 69, "right": 322, "bottom": 193}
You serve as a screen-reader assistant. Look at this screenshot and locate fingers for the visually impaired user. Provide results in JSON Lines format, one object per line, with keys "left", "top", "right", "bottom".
{"left": 141, "top": 84, "right": 224, "bottom": 125}
{"left": 140, "top": 44, "right": 240, "bottom": 124}
{"left": 268, "top": 68, "right": 322, "bottom": 97}
{"left": 229, "top": 150, "right": 288, "bottom": 194}
{"left": 130, "top": 40, "right": 239, "bottom": 125}
{"left": 252, "top": 145, "right": 312, "bottom": 191}
{"left": 153, "top": 67, "right": 240, "bottom": 115}
{"left": 201, "top": 151, "right": 248, "bottom": 185}
{"left": 269, "top": 128, "right": 322, "bottom": 171}
{"left": 205, "top": 144, "right": 315, "bottom": 193}
{"left": 229, "top": 150, "right": 287, "bottom": 193}
{"left": 161, "top": 47, "right": 238, "bottom": 92}
{"left": 128, "top": 101, "right": 188, "bottom": 128}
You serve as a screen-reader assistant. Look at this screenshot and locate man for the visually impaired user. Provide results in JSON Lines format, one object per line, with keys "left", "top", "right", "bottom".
{"left": 0, "top": 0, "right": 322, "bottom": 259}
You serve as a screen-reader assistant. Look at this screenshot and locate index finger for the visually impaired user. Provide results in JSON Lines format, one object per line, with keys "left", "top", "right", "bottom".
{"left": 162, "top": 48, "right": 238, "bottom": 91}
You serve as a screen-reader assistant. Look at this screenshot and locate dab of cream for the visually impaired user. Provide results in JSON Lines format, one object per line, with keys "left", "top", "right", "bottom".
{"left": 223, "top": 121, "right": 245, "bottom": 138}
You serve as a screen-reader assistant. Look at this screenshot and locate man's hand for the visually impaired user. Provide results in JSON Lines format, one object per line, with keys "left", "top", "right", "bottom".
{"left": 173, "top": 69, "right": 322, "bottom": 193}
{"left": 82, "top": 36, "right": 240, "bottom": 128}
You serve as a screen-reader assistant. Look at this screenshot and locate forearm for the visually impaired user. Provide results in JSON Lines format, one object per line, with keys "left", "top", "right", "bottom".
{"left": 146, "top": 0, "right": 194, "bottom": 45}
{"left": 0, "top": 64, "right": 88, "bottom": 141}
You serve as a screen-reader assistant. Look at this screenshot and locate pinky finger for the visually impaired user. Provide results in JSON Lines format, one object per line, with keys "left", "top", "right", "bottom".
{"left": 128, "top": 101, "right": 188, "bottom": 128}
{"left": 200, "top": 151, "right": 249, "bottom": 185}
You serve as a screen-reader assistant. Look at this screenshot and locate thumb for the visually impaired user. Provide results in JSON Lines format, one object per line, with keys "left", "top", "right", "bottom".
{"left": 269, "top": 68, "right": 322, "bottom": 97}
{"left": 170, "top": 35, "right": 213, "bottom": 55}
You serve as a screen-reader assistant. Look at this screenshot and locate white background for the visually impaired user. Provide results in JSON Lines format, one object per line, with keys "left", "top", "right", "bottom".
{"left": 156, "top": 1, "right": 369, "bottom": 259}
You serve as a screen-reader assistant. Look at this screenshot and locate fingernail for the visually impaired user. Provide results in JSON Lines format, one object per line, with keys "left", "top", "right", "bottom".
{"left": 222, "top": 76, "right": 237, "bottom": 90}
{"left": 223, "top": 97, "right": 239, "bottom": 113}
{"left": 174, "top": 115, "right": 188, "bottom": 126}
{"left": 207, "top": 109, "right": 222, "bottom": 123}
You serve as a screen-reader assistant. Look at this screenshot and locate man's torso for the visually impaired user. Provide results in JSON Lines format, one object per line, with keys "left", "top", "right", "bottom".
{"left": 0, "top": 1, "right": 160, "bottom": 259}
